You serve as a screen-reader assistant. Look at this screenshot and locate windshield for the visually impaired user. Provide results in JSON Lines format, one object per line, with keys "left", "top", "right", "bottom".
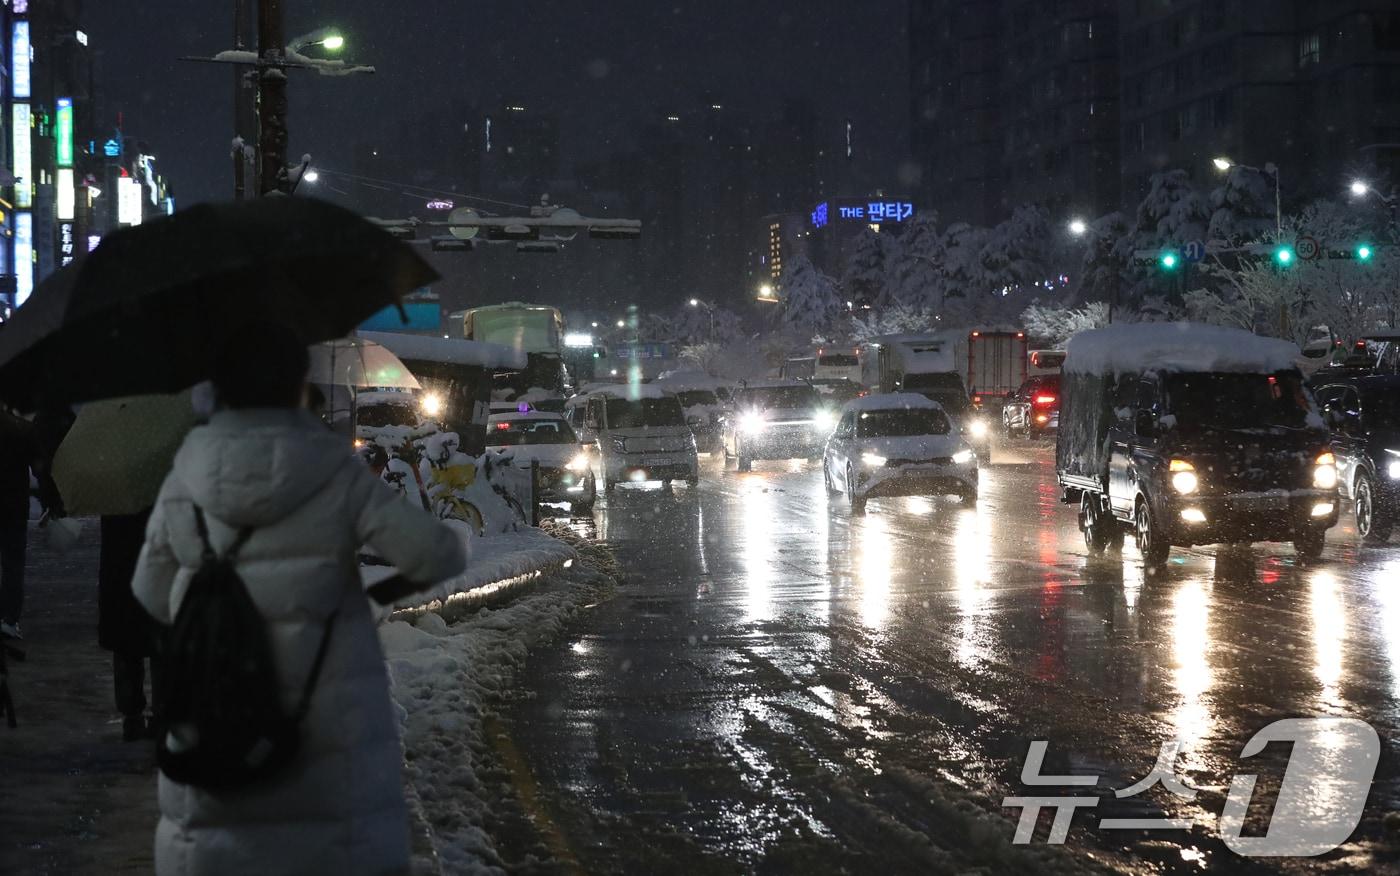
{"left": 901, "top": 374, "right": 970, "bottom": 413}
{"left": 819, "top": 354, "right": 858, "bottom": 367}
{"left": 676, "top": 390, "right": 719, "bottom": 407}
{"left": 1164, "top": 372, "right": 1316, "bottom": 432}
{"left": 487, "top": 418, "right": 579, "bottom": 446}
{"left": 605, "top": 397, "right": 686, "bottom": 428}
{"left": 740, "top": 386, "right": 821, "bottom": 411}
{"left": 857, "top": 408, "right": 950, "bottom": 438}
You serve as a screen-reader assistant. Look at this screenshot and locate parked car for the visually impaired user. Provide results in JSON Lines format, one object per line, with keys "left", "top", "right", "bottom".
{"left": 722, "top": 381, "right": 835, "bottom": 471}
{"left": 823, "top": 393, "right": 978, "bottom": 514}
{"left": 1311, "top": 375, "right": 1400, "bottom": 543}
{"left": 485, "top": 411, "right": 596, "bottom": 515}
{"left": 581, "top": 386, "right": 700, "bottom": 492}
{"left": 1003, "top": 374, "right": 1061, "bottom": 437}
{"left": 1057, "top": 324, "right": 1339, "bottom": 566}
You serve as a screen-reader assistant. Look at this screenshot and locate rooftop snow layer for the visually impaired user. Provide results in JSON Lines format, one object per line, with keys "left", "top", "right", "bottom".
{"left": 841, "top": 392, "right": 942, "bottom": 413}
{"left": 359, "top": 331, "right": 527, "bottom": 369}
{"left": 576, "top": 382, "right": 674, "bottom": 400}
{"left": 1064, "top": 323, "right": 1301, "bottom": 376}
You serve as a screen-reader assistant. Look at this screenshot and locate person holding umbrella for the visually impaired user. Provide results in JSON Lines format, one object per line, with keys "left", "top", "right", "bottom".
{"left": 0, "top": 407, "right": 64, "bottom": 640}
{"left": 132, "top": 321, "right": 467, "bottom": 875}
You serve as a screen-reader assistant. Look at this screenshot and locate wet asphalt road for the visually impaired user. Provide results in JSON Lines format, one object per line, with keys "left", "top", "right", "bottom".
{"left": 506, "top": 441, "right": 1400, "bottom": 874}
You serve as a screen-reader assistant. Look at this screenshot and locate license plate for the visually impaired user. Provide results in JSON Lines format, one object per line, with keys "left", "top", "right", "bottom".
{"left": 1236, "top": 494, "right": 1289, "bottom": 512}
{"left": 644, "top": 457, "right": 672, "bottom": 467}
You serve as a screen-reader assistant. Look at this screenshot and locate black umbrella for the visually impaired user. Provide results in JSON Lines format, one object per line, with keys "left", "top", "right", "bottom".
{"left": 0, "top": 196, "right": 437, "bottom": 410}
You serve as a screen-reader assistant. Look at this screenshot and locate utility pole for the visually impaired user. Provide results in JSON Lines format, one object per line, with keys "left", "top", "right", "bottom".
{"left": 257, "top": 0, "right": 288, "bottom": 194}
{"left": 232, "top": 0, "right": 256, "bottom": 198}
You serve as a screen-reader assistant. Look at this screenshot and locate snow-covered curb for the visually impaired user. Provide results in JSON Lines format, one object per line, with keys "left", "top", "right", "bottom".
{"left": 380, "top": 533, "right": 615, "bottom": 874}
{"left": 366, "top": 526, "right": 578, "bottom": 622}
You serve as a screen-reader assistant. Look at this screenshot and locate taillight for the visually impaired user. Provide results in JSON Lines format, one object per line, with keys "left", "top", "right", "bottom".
{"left": 1034, "top": 394, "right": 1057, "bottom": 406}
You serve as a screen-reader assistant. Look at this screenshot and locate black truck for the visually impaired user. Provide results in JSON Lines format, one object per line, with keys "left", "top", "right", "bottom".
{"left": 1056, "top": 324, "right": 1340, "bottom": 566}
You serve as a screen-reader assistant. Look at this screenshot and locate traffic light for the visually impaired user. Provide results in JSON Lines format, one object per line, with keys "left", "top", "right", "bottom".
{"left": 1274, "top": 246, "right": 1294, "bottom": 266}
{"left": 1357, "top": 244, "right": 1373, "bottom": 261}
{"left": 1160, "top": 251, "right": 1179, "bottom": 270}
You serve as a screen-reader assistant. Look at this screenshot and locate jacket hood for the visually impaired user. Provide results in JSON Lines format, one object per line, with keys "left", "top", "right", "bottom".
{"left": 171, "top": 408, "right": 350, "bottom": 527}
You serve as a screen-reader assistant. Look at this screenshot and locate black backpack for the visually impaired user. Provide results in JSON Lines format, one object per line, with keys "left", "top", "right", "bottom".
{"left": 156, "top": 506, "right": 337, "bottom": 789}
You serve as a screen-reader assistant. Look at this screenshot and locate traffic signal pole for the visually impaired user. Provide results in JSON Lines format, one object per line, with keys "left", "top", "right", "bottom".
{"left": 257, "top": 0, "right": 288, "bottom": 194}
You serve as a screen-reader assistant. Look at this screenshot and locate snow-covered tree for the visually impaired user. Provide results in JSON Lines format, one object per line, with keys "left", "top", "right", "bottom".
{"left": 888, "top": 212, "right": 944, "bottom": 311}
{"left": 849, "top": 301, "right": 940, "bottom": 342}
{"left": 841, "top": 227, "right": 900, "bottom": 309}
{"left": 1076, "top": 211, "right": 1130, "bottom": 309}
{"left": 779, "top": 254, "right": 845, "bottom": 337}
{"left": 1115, "top": 170, "right": 1212, "bottom": 307}
{"left": 1207, "top": 165, "right": 1276, "bottom": 246}
{"left": 1021, "top": 302, "right": 1109, "bottom": 346}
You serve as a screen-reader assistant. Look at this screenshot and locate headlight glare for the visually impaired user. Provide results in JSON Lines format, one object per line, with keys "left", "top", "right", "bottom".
{"left": 420, "top": 391, "right": 444, "bottom": 418}
{"left": 1388, "top": 460, "right": 1400, "bottom": 480}
{"left": 740, "top": 412, "right": 767, "bottom": 434}
{"left": 812, "top": 409, "right": 836, "bottom": 431}
{"left": 952, "top": 449, "right": 974, "bottom": 465}
{"left": 966, "top": 419, "right": 988, "bottom": 438}
{"left": 1314, "top": 463, "right": 1338, "bottom": 490}
{"left": 861, "top": 452, "right": 887, "bottom": 468}
{"left": 566, "top": 453, "right": 589, "bottom": 472}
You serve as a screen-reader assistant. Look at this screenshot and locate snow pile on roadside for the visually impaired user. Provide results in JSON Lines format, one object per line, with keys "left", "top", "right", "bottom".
{"left": 366, "top": 524, "right": 576, "bottom": 617}
{"left": 380, "top": 540, "right": 614, "bottom": 874}
{"left": 1065, "top": 322, "right": 1300, "bottom": 375}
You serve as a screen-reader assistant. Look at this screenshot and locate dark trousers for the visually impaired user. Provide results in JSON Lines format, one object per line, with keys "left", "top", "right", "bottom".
{"left": 0, "top": 522, "right": 25, "bottom": 624}
{"left": 114, "top": 651, "right": 161, "bottom": 719}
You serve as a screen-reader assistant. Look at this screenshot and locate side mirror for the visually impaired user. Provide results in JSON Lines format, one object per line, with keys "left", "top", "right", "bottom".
{"left": 1135, "top": 410, "right": 1157, "bottom": 438}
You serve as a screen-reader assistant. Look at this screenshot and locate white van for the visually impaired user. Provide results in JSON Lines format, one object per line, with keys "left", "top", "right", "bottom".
{"left": 578, "top": 385, "right": 699, "bottom": 492}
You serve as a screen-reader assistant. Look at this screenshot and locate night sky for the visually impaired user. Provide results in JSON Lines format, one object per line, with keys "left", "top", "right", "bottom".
{"left": 84, "top": 1, "right": 909, "bottom": 209}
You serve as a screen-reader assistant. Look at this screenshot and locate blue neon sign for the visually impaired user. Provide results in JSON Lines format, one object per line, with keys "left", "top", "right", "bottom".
{"left": 810, "top": 198, "right": 915, "bottom": 228}
{"left": 12, "top": 22, "right": 30, "bottom": 100}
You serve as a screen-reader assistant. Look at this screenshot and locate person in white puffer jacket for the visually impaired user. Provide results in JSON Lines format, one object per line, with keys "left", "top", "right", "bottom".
{"left": 132, "top": 322, "right": 467, "bottom": 876}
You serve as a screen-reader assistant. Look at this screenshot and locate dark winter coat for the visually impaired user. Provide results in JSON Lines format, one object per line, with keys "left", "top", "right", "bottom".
{"left": 98, "top": 510, "right": 159, "bottom": 655}
{"left": 0, "top": 411, "right": 40, "bottom": 526}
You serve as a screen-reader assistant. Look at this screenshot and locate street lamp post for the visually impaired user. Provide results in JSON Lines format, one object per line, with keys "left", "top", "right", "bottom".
{"left": 688, "top": 298, "right": 715, "bottom": 339}
{"left": 1349, "top": 180, "right": 1398, "bottom": 226}
{"left": 1213, "top": 157, "right": 1281, "bottom": 237}
{"left": 256, "top": 0, "right": 288, "bottom": 195}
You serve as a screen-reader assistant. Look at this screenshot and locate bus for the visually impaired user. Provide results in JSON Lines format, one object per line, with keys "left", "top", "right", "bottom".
{"left": 460, "top": 302, "right": 569, "bottom": 397}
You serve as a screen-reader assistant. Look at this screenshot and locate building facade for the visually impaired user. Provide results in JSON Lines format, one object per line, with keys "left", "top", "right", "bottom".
{"left": 909, "top": 0, "right": 1400, "bottom": 226}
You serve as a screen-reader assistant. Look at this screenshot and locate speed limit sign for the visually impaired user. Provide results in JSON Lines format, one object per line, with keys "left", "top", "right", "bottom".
{"left": 1295, "top": 236, "right": 1321, "bottom": 261}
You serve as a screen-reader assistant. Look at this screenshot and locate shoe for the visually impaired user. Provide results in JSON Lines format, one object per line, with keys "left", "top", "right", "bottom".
{"left": 0, "top": 621, "right": 20, "bottom": 640}
{"left": 122, "top": 714, "right": 147, "bottom": 742}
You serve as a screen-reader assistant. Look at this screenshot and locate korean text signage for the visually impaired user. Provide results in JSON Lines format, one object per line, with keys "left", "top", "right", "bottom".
{"left": 810, "top": 199, "right": 915, "bottom": 229}
{"left": 11, "top": 22, "right": 30, "bottom": 100}
{"left": 58, "top": 222, "right": 76, "bottom": 267}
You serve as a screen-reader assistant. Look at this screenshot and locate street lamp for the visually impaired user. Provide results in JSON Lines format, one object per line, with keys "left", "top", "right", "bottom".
{"left": 757, "top": 283, "right": 777, "bottom": 302}
{"left": 1213, "top": 156, "right": 1281, "bottom": 236}
{"left": 287, "top": 28, "right": 346, "bottom": 54}
{"left": 688, "top": 298, "right": 715, "bottom": 338}
{"left": 1349, "top": 179, "right": 1397, "bottom": 223}
{"left": 302, "top": 169, "right": 319, "bottom": 183}
{"left": 616, "top": 319, "right": 625, "bottom": 328}
{"left": 1068, "top": 218, "right": 1088, "bottom": 237}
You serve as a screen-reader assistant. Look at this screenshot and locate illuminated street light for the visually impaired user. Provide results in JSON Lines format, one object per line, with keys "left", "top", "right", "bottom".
{"left": 1068, "top": 218, "right": 1087, "bottom": 236}
{"left": 1351, "top": 180, "right": 1370, "bottom": 197}
{"left": 321, "top": 34, "right": 345, "bottom": 51}
{"left": 616, "top": 320, "right": 625, "bottom": 328}
{"left": 689, "top": 298, "right": 699, "bottom": 306}
{"left": 302, "top": 169, "right": 319, "bottom": 183}
{"left": 757, "top": 283, "right": 777, "bottom": 302}
{"left": 1212, "top": 157, "right": 1233, "bottom": 172}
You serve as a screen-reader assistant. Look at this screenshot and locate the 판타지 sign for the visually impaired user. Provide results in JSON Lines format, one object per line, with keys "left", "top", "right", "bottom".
{"left": 810, "top": 198, "right": 915, "bottom": 229}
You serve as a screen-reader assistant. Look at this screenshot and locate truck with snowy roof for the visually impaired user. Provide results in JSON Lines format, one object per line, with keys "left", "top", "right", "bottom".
{"left": 1056, "top": 323, "right": 1339, "bottom": 566}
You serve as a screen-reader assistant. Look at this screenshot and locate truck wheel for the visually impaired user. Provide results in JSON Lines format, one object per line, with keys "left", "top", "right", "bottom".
{"left": 1294, "top": 529, "right": 1327, "bottom": 562}
{"left": 1135, "top": 499, "right": 1170, "bottom": 568}
{"left": 1082, "top": 495, "right": 1111, "bottom": 556}
{"left": 1355, "top": 473, "right": 1394, "bottom": 543}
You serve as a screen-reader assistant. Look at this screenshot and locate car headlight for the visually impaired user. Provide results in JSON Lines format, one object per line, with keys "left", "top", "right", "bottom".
{"left": 952, "top": 449, "right": 974, "bottom": 465}
{"left": 1314, "top": 451, "right": 1338, "bottom": 490}
{"left": 566, "top": 453, "right": 589, "bottom": 472}
{"left": 1389, "top": 460, "right": 1400, "bottom": 480}
{"left": 812, "top": 409, "right": 836, "bottom": 431}
{"left": 966, "top": 419, "right": 988, "bottom": 438}
{"left": 861, "top": 452, "right": 887, "bottom": 468}
{"left": 420, "top": 391, "right": 444, "bottom": 418}
{"left": 1169, "top": 459, "right": 1198, "bottom": 494}
{"left": 740, "top": 412, "right": 768, "bottom": 434}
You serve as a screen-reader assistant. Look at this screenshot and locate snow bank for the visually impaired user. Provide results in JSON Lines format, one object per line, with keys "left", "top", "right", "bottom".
{"left": 359, "top": 331, "right": 527, "bottom": 370}
{"left": 380, "top": 533, "right": 613, "bottom": 873}
{"left": 1065, "top": 323, "right": 1301, "bottom": 376}
{"left": 842, "top": 392, "right": 941, "bottom": 414}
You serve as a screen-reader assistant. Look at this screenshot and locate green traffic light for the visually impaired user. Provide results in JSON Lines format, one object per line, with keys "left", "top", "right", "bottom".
{"left": 1357, "top": 245, "right": 1373, "bottom": 261}
{"left": 1275, "top": 247, "right": 1294, "bottom": 265}
{"left": 1160, "top": 252, "right": 1179, "bottom": 270}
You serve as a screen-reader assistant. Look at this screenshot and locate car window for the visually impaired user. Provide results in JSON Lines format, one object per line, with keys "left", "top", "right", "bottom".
{"left": 488, "top": 418, "right": 579, "bottom": 446}
{"left": 740, "top": 386, "right": 821, "bottom": 410}
{"left": 834, "top": 412, "right": 855, "bottom": 437}
{"left": 856, "top": 408, "right": 951, "bottom": 437}
{"left": 604, "top": 396, "right": 687, "bottom": 428}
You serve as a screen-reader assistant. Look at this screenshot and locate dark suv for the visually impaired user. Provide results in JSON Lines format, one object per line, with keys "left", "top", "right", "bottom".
{"left": 1003, "top": 375, "right": 1060, "bottom": 437}
{"left": 1312, "top": 375, "right": 1400, "bottom": 543}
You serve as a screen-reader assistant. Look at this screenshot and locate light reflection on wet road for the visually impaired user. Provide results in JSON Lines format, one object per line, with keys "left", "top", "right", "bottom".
{"left": 507, "top": 443, "right": 1400, "bottom": 873}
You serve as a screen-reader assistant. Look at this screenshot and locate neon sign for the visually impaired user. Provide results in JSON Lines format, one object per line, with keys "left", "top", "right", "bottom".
{"left": 12, "top": 22, "right": 30, "bottom": 99}
{"left": 56, "top": 98, "right": 74, "bottom": 166}
{"left": 810, "top": 198, "right": 915, "bottom": 228}
{"left": 15, "top": 213, "right": 33, "bottom": 306}
{"left": 12, "top": 104, "right": 31, "bottom": 208}
{"left": 58, "top": 221, "right": 76, "bottom": 267}
{"left": 425, "top": 199, "right": 454, "bottom": 210}
{"left": 56, "top": 168, "right": 75, "bottom": 220}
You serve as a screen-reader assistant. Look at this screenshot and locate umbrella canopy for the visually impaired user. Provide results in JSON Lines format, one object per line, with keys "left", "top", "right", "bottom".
{"left": 0, "top": 196, "right": 437, "bottom": 411}
{"left": 309, "top": 338, "right": 420, "bottom": 390}
{"left": 52, "top": 392, "right": 197, "bottom": 517}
